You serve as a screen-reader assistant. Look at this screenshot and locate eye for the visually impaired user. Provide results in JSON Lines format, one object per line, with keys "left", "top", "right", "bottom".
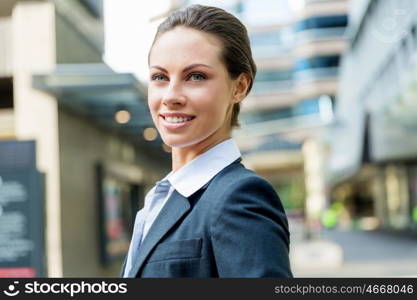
{"left": 188, "top": 73, "right": 206, "bottom": 81}
{"left": 151, "top": 74, "right": 168, "bottom": 81}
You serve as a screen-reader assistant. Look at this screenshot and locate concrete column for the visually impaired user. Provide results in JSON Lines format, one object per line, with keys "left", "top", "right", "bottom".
{"left": 12, "top": 1, "right": 62, "bottom": 277}
{"left": 397, "top": 164, "right": 411, "bottom": 228}
{"left": 302, "top": 138, "right": 327, "bottom": 235}
{"left": 385, "top": 164, "right": 410, "bottom": 229}
{"left": 372, "top": 166, "right": 388, "bottom": 228}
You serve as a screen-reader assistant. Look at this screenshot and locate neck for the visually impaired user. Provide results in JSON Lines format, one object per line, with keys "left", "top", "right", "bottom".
{"left": 171, "top": 131, "right": 231, "bottom": 173}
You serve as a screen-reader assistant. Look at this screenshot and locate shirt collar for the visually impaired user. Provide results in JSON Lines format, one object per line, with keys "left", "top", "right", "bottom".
{"left": 163, "top": 138, "right": 241, "bottom": 197}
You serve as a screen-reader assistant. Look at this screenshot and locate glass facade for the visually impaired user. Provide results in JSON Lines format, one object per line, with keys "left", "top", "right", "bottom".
{"left": 242, "top": 97, "right": 322, "bottom": 124}
{"left": 249, "top": 28, "right": 294, "bottom": 57}
{"left": 296, "top": 27, "right": 347, "bottom": 41}
{"left": 251, "top": 69, "right": 293, "bottom": 94}
{"left": 255, "top": 69, "right": 293, "bottom": 82}
{"left": 295, "top": 55, "right": 340, "bottom": 71}
{"left": 242, "top": 137, "right": 302, "bottom": 154}
{"left": 295, "top": 15, "right": 348, "bottom": 32}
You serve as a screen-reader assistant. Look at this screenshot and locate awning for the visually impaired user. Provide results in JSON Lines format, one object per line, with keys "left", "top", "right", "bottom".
{"left": 32, "top": 63, "right": 156, "bottom": 141}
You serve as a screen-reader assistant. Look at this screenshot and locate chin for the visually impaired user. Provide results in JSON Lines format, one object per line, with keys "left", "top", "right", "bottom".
{"left": 162, "top": 135, "right": 207, "bottom": 149}
{"left": 163, "top": 139, "right": 198, "bottom": 149}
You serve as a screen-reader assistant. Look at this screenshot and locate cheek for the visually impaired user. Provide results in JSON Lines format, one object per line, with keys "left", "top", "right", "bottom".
{"left": 147, "top": 92, "right": 159, "bottom": 113}
{"left": 147, "top": 101, "right": 160, "bottom": 127}
{"left": 196, "top": 82, "right": 231, "bottom": 113}
{"left": 210, "top": 88, "right": 232, "bottom": 114}
{"left": 197, "top": 99, "right": 229, "bottom": 127}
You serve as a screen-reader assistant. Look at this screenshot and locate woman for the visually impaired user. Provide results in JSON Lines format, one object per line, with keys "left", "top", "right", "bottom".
{"left": 121, "top": 4, "right": 293, "bottom": 278}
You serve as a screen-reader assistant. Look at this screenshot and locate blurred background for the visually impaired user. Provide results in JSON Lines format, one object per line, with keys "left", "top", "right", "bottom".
{"left": 0, "top": 0, "right": 417, "bottom": 278}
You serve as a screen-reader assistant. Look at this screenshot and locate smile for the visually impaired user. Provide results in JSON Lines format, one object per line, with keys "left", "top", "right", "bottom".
{"left": 164, "top": 116, "right": 195, "bottom": 123}
{"left": 160, "top": 115, "right": 196, "bottom": 130}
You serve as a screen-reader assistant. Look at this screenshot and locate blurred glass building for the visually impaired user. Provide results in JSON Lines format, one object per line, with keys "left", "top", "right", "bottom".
{"left": 327, "top": 0, "right": 417, "bottom": 232}
{"left": 0, "top": 0, "right": 170, "bottom": 277}
{"left": 185, "top": 0, "right": 348, "bottom": 231}
{"left": 291, "top": 0, "right": 348, "bottom": 230}
{"left": 238, "top": 0, "right": 305, "bottom": 216}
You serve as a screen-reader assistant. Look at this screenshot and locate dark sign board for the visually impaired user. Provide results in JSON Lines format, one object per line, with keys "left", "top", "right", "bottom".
{"left": 0, "top": 140, "right": 45, "bottom": 277}
{"left": 96, "top": 163, "right": 144, "bottom": 265}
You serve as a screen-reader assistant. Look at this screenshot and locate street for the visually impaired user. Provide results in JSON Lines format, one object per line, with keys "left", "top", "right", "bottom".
{"left": 289, "top": 218, "right": 417, "bottom": 277}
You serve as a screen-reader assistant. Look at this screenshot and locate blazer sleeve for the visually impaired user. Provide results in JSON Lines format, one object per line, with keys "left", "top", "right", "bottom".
{"left": 210, "top": 175, "right": 293, "bottom": 277}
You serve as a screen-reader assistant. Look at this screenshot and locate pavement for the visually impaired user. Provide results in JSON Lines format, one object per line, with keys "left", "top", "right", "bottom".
{"left": 288, "top": 218, "right": 417, "bottom": 277}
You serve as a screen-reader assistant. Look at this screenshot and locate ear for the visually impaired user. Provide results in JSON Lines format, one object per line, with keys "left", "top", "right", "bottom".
{"left": 232, "top": 73, "right": 251, "bottom": 104}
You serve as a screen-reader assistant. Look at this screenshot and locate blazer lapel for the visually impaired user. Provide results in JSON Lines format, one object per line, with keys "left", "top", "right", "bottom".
{"left": 119, "top": 255, "right": 127, "bottom": 277}
{"left": 128, "top": 189, "right": 191, "bottom": 277}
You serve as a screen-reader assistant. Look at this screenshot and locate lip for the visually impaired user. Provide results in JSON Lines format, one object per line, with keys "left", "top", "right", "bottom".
{"left": 159, "top": 114, "right": 196, "bottom": 130}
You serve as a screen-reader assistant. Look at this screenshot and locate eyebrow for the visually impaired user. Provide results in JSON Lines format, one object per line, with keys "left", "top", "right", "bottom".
{"left": 150, "top": 63, "right": 213, "bottom": 73}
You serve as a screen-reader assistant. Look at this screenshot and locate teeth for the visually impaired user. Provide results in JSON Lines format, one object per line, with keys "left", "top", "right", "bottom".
{"left": 165, "top": 116, "right": 193, "bottom": 123}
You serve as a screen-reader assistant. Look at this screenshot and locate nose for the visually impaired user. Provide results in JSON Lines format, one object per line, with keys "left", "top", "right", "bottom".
{"left": 162, "top": 81, "right": 186, "bottom": 107}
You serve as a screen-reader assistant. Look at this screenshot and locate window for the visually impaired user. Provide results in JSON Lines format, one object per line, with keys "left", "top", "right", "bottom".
{"left": 250, "top": 28, "right": 294, "bottom": 48}
{"left": 242, "top": 97, "right": 323, "bottom": 124}
{"left": 0, "top": 77, "right": 13, "bottom": 109}
{"left": 292, "top": 98, "right": 322, "bottom": 116}
{"left": 255, "top": 70, "right": 292, "bottom": 82}
{"left": 78, "top": 0, "right": 103, "bottom": 19}
{"left": 294, "top": 55, "right": 340, "bottom": 71}
{"left": 295, "top": 15, "right": 348, "bottom": 32}
{"left": 242, "top": 106, "right": 293, "bottom": 124}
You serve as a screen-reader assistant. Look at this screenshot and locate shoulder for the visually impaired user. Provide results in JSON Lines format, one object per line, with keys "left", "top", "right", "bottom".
{"left": 207, "top": 161, "right": 292, "bottom": 275}
{"left": 208, "top": 160, "right": 277, "bottom": 199}
{"left": 206, "top": 161, "right": 285, "bottom": 222}
{"left": 209, "top": 160, "right": 264, "bottom": 186}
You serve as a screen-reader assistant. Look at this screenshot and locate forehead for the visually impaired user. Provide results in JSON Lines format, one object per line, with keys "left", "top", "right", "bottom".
{"left": 149, "top": 26, "right": 224, "bottom": 67}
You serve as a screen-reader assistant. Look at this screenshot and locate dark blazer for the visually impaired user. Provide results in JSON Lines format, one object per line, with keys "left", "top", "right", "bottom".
{"left": 120, "top": 158, "right": 292, "bottom": 277}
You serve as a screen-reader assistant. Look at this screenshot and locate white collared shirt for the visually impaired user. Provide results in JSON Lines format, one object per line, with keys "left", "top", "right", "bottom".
{"left": 123, "top": 138, "right": 241, "bottom": 277}
{"left": 140, "top": 138, "right": 241, "bottom": 243}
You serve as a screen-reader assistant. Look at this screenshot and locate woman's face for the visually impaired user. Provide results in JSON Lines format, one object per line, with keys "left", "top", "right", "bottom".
{"left": 148, "top": 26, "right": 238, "bottom": 149}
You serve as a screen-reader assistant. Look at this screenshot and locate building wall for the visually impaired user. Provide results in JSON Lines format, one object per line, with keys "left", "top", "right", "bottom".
{"left": 0, "top": 17, "right": 12, "bottom": 77}
{"left": 1, "top": 0, "right": 169, "bottom": 277}
{"left": 58, "top": 109, "right": 164, "bottom": 276}
{"left": 330, "top": 0, "right": 417, "bottom": 178}
{"left": 11, "top": 1, "right": 64, "bottom": 277}
{"left": 52, "top": 0, "right": 170, "bottom": 276}
{"left": 56, "top": 13, "right": 102, "bottom": 64}
{"left": 328, "top": 0, "right": 417, "bottom": 230}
